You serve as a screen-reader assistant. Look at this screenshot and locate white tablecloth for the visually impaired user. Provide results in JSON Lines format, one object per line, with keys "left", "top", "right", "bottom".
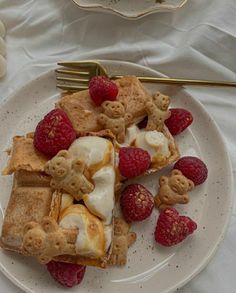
{"left": 0, "top": 0, "right": 235, "bottom": 292}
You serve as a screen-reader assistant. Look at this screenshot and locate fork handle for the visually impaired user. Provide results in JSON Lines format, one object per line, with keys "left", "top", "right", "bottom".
{"left": 111, "top": 75, "right": 236, "bottom": 87}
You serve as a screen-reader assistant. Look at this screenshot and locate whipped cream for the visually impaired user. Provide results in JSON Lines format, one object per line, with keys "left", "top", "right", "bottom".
{"left": 69, "top": 136, "right": 115, "bottom": 224}
{"left": 83, "top": 166, "right": 115, "bottom": 224}
{"left": 59, "top": 204, "right": 105, "bottom": 258}
{"left": 69, "top": 136, "right": 113, "bottom": 173}
{"left": 124, "top": 125, "right": 170, "bottom": 159}
{"left": 66, "top": 136, "right": 115, "bottom": 254}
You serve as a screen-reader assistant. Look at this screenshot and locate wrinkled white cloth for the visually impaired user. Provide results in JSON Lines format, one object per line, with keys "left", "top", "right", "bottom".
{"left": 0, "top": 0, "right": 236, "bottom": 292}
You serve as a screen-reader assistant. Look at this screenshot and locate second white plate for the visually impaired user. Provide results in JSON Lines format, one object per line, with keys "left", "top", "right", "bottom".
{"left": 72, "top": 0, "right": 188, "bottom": 19}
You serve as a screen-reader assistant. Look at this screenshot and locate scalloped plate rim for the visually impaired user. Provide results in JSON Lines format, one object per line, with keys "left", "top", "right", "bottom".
{"left": 71, "top": 0, "right": 188, "bottom": 19}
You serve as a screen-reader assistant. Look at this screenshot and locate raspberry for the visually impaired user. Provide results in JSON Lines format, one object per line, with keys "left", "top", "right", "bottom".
{"left": 165, "top": 108, "right": 193, "bottom": 135}
{"left": 119, "top": 147, "right": 151, "bottom": 179}
{"left": 46, "top": 261, "right": 86, "bottom": 288}
{"left": 120, "top": 184, "right": 154, "bottom": 223}
{"left": 89, "top": 76, "right": 118, "bottom": 106}
{"left": 174, "top": 156, "right": 208, "bottom": 185}
{"left": 34, "top": 109, "right": 76, "bottom": 157}
{"left": 155, "top": 207, "right": 197, "bottom": 246}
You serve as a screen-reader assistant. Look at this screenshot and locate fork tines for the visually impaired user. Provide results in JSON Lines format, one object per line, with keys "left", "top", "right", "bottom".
{"left": 56, "top": 62, "right": 94, "bottom": 91}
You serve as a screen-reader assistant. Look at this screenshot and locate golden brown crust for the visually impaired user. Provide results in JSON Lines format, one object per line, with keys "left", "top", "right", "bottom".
{"left": 114, "top": 76, "right": 152, "bottom": 122}
{"left": 2, "top": 136, "right": 49, "bottom": 175}
{"left": 15, "top": 170, "right": 51, "bottom": 187}
{"left": 49, "top": 190, "right": 62, "bottom": 222}
{"left": 56, "top": 90, "right": 102, "bottom": 134}
{"left": 53, "top": 254, "right": 110, "bottom": 268}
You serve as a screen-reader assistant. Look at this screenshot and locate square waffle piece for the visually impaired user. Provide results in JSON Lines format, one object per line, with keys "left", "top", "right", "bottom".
{"left": 0, "top": 170, "right": 53, "bottom": 253}
{"left": 0, "top": 131, "right": 136, "bottom": 268}
{"left": 57, "top": 76, "right": 180, "bottom": 176}
{"left": 2, "top": 134, "right": 49, "bottom": 175}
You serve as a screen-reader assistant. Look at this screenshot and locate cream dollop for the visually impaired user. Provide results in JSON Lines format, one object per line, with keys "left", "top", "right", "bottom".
{"left": 66, "top": 136, "right": 115, "bottom": 254}
{"left": 135, "top": 130, "right": 170, "bottom": 158}
{"left": 69, "top": 136, "right": 115, "bottom": 223}
{"left": 59, "top": 204, "right": 106, "bottom": 258}
{"left": 83, "top": 166, "right": 115, "bottom": 224}
{"left": 69, "top": 136, "right": 113, "bottom": 174}
{"left": 124, "top": 125, "right": 170, "bottom": 159}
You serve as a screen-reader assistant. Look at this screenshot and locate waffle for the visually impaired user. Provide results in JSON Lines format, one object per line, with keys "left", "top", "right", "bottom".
{"left": 0, "top": 131, "right": 135, "bottom": 268}
{"left": 2, "top": 135, "right": 49, "bottom": 175}
{"left": 57, "top": 76, "right": 152, "bottom": 134}
{"left": 0, "top": 171, "right": 53, "bottom": 253}
{"left": 114, "top": 75, "right": 152, "bottom": 122}
{"left": 56, "top": 90, "right": 103, "bottom": 134}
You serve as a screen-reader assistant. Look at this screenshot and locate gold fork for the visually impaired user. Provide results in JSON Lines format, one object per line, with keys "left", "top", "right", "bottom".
{"left": 55, "top": 60, "right": 236, "bottom": 91}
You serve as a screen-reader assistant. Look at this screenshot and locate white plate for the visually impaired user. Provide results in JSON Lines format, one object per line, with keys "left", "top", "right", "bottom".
{"left": 0, "top": 60, "right": 233, "bottom": 293}
{"left": 72, "top": 0, "right": 188, "bottom": 19}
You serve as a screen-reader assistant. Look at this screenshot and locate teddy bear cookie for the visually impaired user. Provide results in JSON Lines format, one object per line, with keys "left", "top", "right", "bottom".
{"left": 145, "top": 92, "right": 171, "bottom": 131}
{"left": 154, "top": 169, "right": 194, "bottom": 211}
{"left": 22, "top": 216, "right": 78, "bottom": 264}
{"left": 44, "top": 150, "right": 94, "bottom": 201}
{"left": 97, "top": 101, "right": 132, "bottom": 143}
{"left": 108, "top": 217, "right": 136, "bottom": 266}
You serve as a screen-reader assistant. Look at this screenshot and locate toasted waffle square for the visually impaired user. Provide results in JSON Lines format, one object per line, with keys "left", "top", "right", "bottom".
{"left": 2, "top": 136, "right": 49, "bottom": 175}
{"left": 114, "top": 75, "right": 152, "bottom": 122}
{"left": 56, "top": 76, "right": 152, "bottom": 135}
{"left": 56, "top": 90, "right": 102, "bottom": 134}
{"left": 0, "top": 173, "right": 53, "bottom": 253}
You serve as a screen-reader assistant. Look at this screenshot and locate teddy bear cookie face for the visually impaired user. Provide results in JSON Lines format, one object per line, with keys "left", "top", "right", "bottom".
{"left": 22, "top": 217, "right": 77, "bottom": 264}
{"left": 23, "top": 223, "right": 46, "bottom": 255}
{"left": 168, "top": 170, "right": 194, "bottom": 194}
{"left": 152, "top": 92, "right": 170, "bottom": 111}
{"left": 45, "top": 150, "right": 94, "bottom": 201}
{"left": 102, "top": 101, "right": 126, "bottom": 118}
{"left": 45, "top": 152, "right": 70, "bottom": 179}
{"left": 155, "top": 169, "right": 194, "bottom": 210}
{"left": 98, "top": 101, "right": 132, "bottom": 143}
{"left": 114, "top": 217, "right": 129, "bottom": 236}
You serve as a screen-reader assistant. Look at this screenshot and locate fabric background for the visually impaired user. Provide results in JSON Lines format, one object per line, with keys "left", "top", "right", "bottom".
{"left": 0, "top": 0, "right": 235, "bottom": 292}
